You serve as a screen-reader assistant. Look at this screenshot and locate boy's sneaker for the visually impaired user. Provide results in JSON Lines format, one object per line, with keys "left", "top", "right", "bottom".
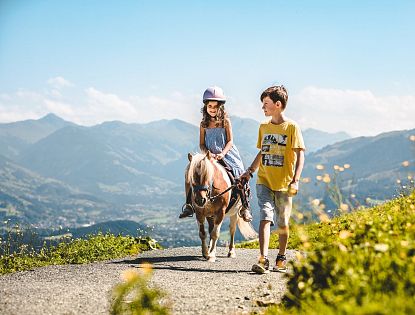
{"left": 273, "top": 254, "right": 287, "bottom": 273}
{"left": 251, "top": 257, "right": 270, "bottom": 274}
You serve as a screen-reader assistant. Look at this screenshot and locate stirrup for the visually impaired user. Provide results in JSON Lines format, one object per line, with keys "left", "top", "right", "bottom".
{"left": 180, "top": 204, "right": 194, "bottom": 218}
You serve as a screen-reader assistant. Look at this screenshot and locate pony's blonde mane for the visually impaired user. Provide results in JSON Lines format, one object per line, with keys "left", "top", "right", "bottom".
{"left": 187, "top": 153, "right": 215, "bottom": 186}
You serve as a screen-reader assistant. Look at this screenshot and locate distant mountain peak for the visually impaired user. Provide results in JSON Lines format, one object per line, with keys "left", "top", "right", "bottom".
{"left": 303, "top": 128, "right": 351, "bottom": 153}
{"left": 97, "top": 120, "right": 127, "bottom": 128}
{"left": 39, "top": 113, "right": 65, "bottom": 123}
{"left": 304, "top": 128, "right": 350, "bottom": 137}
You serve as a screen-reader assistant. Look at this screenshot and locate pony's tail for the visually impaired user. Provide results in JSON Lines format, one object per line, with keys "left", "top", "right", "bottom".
{"left": 237, "top": 217, "right": 258, "bottom": 240}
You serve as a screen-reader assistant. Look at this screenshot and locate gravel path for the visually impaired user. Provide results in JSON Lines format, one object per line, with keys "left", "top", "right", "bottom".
{"left": 0, "top": 247, "right": 294, "bottom": 314}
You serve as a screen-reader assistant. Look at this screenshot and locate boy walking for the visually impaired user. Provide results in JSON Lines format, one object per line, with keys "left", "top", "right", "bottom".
{"left": 240, "top": 85, "right": 305, "bottom": 273}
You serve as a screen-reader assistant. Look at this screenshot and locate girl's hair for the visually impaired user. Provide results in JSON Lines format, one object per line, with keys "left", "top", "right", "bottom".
{"left": 200, "top": 101, "right": 229, "bottom": 128}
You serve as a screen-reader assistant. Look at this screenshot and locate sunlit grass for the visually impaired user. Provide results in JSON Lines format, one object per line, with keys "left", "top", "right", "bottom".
{"left": 265, "top": 190, "right": 415, "bottom": 314}
{"left": 0, "top": 228, "right": 159, "bottom": 274}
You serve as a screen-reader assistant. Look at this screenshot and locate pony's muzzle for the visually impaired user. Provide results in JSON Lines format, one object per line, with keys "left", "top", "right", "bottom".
{"left": 193, "top": 184, "right": 210, "bottom": 208}
{"left": 195, "top": 195, "right": 207, "bottom": 207}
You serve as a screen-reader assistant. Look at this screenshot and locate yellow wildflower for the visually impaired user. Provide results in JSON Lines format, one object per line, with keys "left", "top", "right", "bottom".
{"left": 120, "top": 269, "right": 140, "bottom": 282}
{"left": 402, "top": 161, "right": 410, "bottom": 167}
{"left": 311, "top": 199, "right": 320, "bottom": 206}
{"left": 374, "top": 244, "right": 389, "bottom": 252}
{"left": 339, "top": 203, "right": 349, "bottom": 212}
{"left": 339, "top": 230, "right": 352, "bottom": 239}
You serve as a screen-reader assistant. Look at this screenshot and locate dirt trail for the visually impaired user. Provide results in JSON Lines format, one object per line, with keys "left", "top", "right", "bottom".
{"left": 0, "top": 247, "right": 294, "bottom": 314}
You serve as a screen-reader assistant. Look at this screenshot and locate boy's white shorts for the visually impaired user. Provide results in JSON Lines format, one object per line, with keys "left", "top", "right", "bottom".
{"left": 256, "top": 184, "right": 292, "bottom": 227}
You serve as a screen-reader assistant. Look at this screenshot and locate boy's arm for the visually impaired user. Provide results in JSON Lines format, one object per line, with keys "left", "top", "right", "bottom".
{"left": 240, "top": 151, "right": 262, "bottom": 181}
{"left": 291, "top": 148, "right": 305, "bottom": 184}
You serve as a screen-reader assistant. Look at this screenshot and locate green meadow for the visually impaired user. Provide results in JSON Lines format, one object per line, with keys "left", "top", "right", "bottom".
{"left": 241, "top": 190, "right": 415, "bottom": 314}
{"left": 0, "top": 233, "right": 158, "bottom": 275}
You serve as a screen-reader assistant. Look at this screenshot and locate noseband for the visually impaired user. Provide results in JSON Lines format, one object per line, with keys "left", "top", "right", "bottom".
{"left": 192, "top": 180, "right": 213, "bottom": 198}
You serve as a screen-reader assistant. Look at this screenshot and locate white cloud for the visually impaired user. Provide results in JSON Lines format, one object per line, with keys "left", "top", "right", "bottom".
{"left": 1, "top": 82, "right": 414, "bottom": 136}
{"left": 81, "top": 87, "right": 139, "bottom": 124}
{"left": 44, "top": 99, "right": 75, "bottom": 117}
{"left": 0, "top": 89, "right": 46, "bottom": 122}
{"left": 130, "top": 92, "right": 200, "bottom": 125}
{"left": 47, "top": 76, "right": 73, "bottom": 89}
{"left": 288, "top": 86, "right": 415, "bottom": 136}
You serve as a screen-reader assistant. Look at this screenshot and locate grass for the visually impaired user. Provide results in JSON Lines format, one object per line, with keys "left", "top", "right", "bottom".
{"left": 111, "top": 264, "right": 170, "bottom": 315}
{"left": 0, "top": 233, "right": 159, "bottom": 275}
{"left": 238, "top": 190, "right": 415, "bottom": 314}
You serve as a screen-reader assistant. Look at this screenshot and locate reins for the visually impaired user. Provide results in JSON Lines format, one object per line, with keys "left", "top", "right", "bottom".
{"left": 192, "top": 182, "right": 236, "bottom": 202}
{"left": 208, "top": 178, "right": 247, "bottom": 202}
{"left": 208, "top": 183, "right": 237, "bottom": 202}
{"left": 190, "top": 154, "right": 247, "bottom": 204}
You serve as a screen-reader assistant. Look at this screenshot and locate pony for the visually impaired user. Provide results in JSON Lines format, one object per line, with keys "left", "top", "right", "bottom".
{"left": 186, "top": 151, "right": 257, "bottom": 262}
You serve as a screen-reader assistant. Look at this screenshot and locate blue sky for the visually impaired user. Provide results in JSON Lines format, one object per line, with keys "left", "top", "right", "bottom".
{"left": 1, "top": 0, "right": 414, "bottom": 136}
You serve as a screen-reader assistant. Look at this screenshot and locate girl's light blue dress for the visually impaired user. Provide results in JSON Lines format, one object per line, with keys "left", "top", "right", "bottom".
{"left": 205, "top": 128, "right": 245, "bottom": 177}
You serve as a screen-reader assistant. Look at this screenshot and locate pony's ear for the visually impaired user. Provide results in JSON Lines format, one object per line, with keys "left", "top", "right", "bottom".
{"left": 187, "top": 153, "right": 192, "bottom": 162}
{"left": 206, "top": 151, "right": 211, "bottom": 160}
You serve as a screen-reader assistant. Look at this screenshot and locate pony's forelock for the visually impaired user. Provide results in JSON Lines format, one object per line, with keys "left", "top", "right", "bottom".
{"left": 187, "top": 153, "right": 214, "bottom": 185}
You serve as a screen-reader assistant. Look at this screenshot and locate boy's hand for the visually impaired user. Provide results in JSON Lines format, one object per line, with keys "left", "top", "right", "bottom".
{"left": 289, "top": 179, "right": 299, "bottom": 187}
{"left": 287, "top": 180, "right": 299, "bottom": 196}
{"left": 239, "top": 171, "right": 251, "bottom": 183}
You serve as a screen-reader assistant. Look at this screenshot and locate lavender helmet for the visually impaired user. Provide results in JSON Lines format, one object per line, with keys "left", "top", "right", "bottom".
{"left": 202, "top": 86, "right": 226, "bottom": 103}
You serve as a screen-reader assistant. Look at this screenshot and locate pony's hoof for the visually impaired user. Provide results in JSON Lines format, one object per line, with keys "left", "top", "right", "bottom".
{"left": 227, "top": 252, "right": 236, "bottom": 258}
{"left": 207, "top": 256, "right": 216, "bottom": 262}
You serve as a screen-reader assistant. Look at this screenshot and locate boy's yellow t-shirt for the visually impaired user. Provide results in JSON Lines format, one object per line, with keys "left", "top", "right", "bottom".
{"left": 256, "top": 119, "right": 305, "bottom": 191}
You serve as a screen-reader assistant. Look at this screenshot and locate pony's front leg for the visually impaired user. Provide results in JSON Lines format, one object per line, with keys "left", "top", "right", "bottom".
{"left": 207, "top": 215, "right": 223, "bottom": 262}
{"left": 197, "top": 217, "right": 208, "bottom": 259}
{"left": 227, "top": 212, "right": 238, "bottom": 258}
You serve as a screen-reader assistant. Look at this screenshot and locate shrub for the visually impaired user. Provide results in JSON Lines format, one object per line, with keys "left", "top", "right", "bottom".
{"left": 111, "top": 264, "right": 170, "bottom": 315}
{"left": 266, "top": 191, "right": 415, "bottom": 314}
{"left": 0, "top": 233, "right": 159, "bottom": 274}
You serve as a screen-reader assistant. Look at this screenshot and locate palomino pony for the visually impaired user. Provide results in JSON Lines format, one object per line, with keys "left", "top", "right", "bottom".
{"left": 186, "top": 152, "right": 257, "bottom": 262}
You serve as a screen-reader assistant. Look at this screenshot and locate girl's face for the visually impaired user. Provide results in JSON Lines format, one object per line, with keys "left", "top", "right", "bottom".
{"left": 206, "top": 101, "right": 220, "bottom": 118}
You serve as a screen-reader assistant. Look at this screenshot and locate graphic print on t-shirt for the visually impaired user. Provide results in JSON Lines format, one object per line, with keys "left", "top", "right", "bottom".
{"left": 261, "top": 133, "right": 287, "bottom": 167}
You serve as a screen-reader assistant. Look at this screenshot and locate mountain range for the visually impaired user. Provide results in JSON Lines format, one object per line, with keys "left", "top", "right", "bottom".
{"left": 301, "top": 129, "right": 415, "bottom": 204}
{"left": 0, "top": 113, "right": 413, "bottom": 246}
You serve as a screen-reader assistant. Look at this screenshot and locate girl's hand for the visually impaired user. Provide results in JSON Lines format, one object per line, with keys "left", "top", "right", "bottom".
{"left": 216, "top": 153, "right": 224, "bottom": 160}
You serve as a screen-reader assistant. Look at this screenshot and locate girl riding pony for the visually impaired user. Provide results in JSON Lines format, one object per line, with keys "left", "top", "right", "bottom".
{"left": 180, "top": 86, "right": 252, "bottom": 222}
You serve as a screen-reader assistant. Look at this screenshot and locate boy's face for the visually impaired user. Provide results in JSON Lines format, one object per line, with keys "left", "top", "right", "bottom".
{"left": 206, "top": 101, "right": 219, "bottom": 118}
{"left": 262, "top": 96, "right": 282, "bottom": 116}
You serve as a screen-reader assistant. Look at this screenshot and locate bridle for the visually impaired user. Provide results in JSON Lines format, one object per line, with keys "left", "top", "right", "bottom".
{"left": 192, "top": 180, "right": 241, "bottom": 203}
{"left": 192, "top": 180, "right": 214, "bottom": 200}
